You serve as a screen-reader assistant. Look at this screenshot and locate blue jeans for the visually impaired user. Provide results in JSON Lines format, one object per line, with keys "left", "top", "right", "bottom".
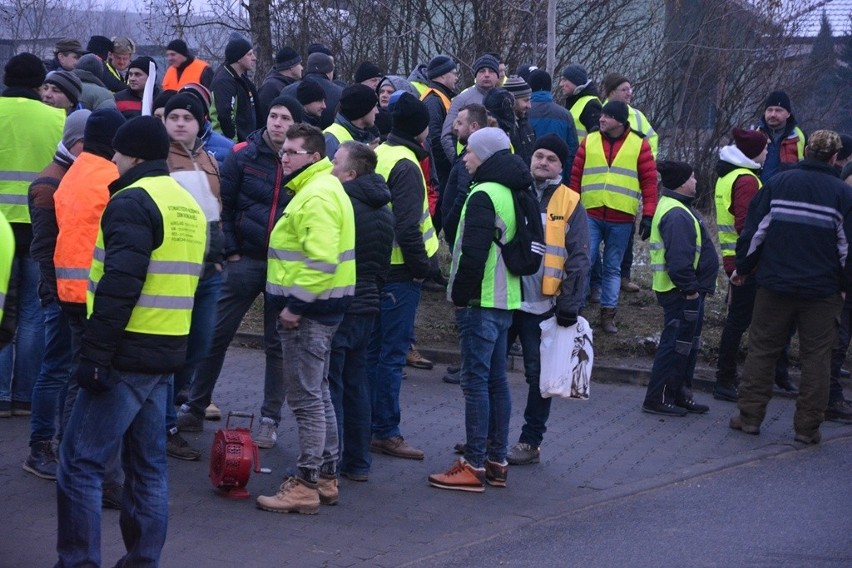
{"left": 57, "top": 370, "right": 170, "bottom": 567}
{"left": 585, "top": 217, "right": 632, "bottom": 309}
{"left": 644, "top": 291, "right": 704, "bottom": 405}
{"left": 166, "top": 271, "right": 222, "bottom": 430}
{"left": 456, "top": 306, "right": 513, "bottom": 468}
{"left": 507, "top": 310, "right": 551, "bottom": 447}
{"left": 328, "top": 313, "right": 375, "bottom": 477}
{"left": 278, "top": 317, "right": 339, "bottom": 475}
{"left": 367, "top": 280, "right": 421, "bottom": 440}
{"left": 29, "top": 302, "right": 73, "bottom": 445}
{"left": 0, "top": 255, "right": 44, "bottom": 403}
{"left": 185, "top": 257, "right": 283, "bottom": 422}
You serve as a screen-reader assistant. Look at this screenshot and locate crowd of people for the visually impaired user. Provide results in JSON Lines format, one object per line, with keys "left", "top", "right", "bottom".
{"left": 0, "top": 31, "right": 851, "bottom": 566}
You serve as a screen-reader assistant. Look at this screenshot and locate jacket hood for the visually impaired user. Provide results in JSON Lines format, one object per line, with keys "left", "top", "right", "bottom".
{"left": 344, "top": 172, "right": 391, "bottom": 209}
{"left": 717, "top": 144, "right": 762, "bottom": 174}
{"left": 286, "top": 157, "right": 334, "bottom": 193}
{"left": 74, "top": 68, "right": 106, "bottom": 87}
{"left": 531, "top": 91, "right": 553, "bottom": 103}
{"left": 472, "top": 149, "right": 533, "bottom": 192}
{"left": 378, "top": 75, "right": 418, "bottom": 97}
{"left": 407, "top": 64, "right": 429, "bottom": 84}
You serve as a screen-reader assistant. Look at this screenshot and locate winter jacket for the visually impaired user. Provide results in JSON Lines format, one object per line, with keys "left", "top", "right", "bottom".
{"left": 569, "top": 126, "right": 658, "bottom": 223}
{"left": 211, "top": 64, "right": 260, "bottom": 142}
{"left": 450, "top": 150, "right": 533, "bottom": 306}
{"left": 654, "top": 189, "right": 718, "bottom": 295}
{"left": 422, "top": 81, "right": 455, "bottom": 191}
{"left": 79, "top": 160, "right": 197, "bottom": 373}
{"left": 27, "top": 154, "right": 74, "bottom": 304}
{"left": 529, "top": 91, "right": 578, "bottom": 178}
{"left": 380, "top": 133, "right": 433, "bottom": 282}
{"left": 521, "top": 177, "right": 590, "bottom": 316}
{"left": 343, "top": 173, "right": 394, "bottom": 315}
{"left": 757, "top": 117, "right": 805, "bottom": 183}
{"left": 715, "top": 145, "right": 762, "bottom": 274}
{"left": 220, "top": 128, "right": 290, "bottom": 260}
{"left": 282, "top": 73, "right": 343, "bottom": 129}
{"left": 162, "top": 57, "right": 213, "bottom": 91}
{"left": 324, "top": 114, "right": 378, "bottom": 160}
{"left": 842, "top": 161, "right": 852, "bottom": 184}
{"left": 407, "top": 65, "right": 430, "bottom": 92}
{"left": 115, "top": 87, "right": 160, "bottom": 119}
{"left": 441, "top": 150, "right": 473, "bottom": 249}
{"left": 74, "top": 68, "right": 116, "bottom": 111}
{"left": 565, "top": 83, "right": 602, "bottom": 138}
{"left": 167, "top": 139, "right": 225, "bottom": 278}
{"left": 200, "top": 120, "right": 235, "bottom": 168}
{"left": 103, "top": 61, "right": 128, "bottom": 93}
{"left": 440, "top": 84, "right": 494, "bottom": 161}
{"left": 257, "top": 69, "right": 297, "bottom": 120}
{"left": 513, "top": 115, "right": 536, "bottom": 167}
{"left": 737, "top": 159, "right": 852, "bottom": 299}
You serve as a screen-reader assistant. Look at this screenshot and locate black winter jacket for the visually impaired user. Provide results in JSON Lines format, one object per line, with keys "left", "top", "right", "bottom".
{"left": 382, "top": 133, "right": 433, "bottom": 282}
{"left": 79, "top": 160, "right": 192, "bottom": 373}
{"left": 441, "top": 150, "right": 472, "bottom": 249}
{"left": 257, "top": 69, "right": 297, "bottom": 121}
{"left": 343, "top": 173, "right": 394, "bottom": 315}
{"left": 450, "top": 150, "right": 533, "bottom": 307}
{"left": 737, "top": 160, "right": 852, "bottom": 299}
{"left": 422, "top": 81, "right": 455, "bottom": 191}
{"left": 211, "top": 64, "right": 260, "bottom": 142}
{"left": 220, "top": 129, "right": 290, "bottom": 260}
{"left": 282, "top": 73, "right": 343, "bottom": 129}
{"left": 565, "top": 83, "right": 602, "bottom": 136}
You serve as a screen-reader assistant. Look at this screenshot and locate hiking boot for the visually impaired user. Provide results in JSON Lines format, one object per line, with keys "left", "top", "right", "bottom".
{"left": 166, "top": 430, "right": 201, "bottom": 461}
{"left": 176, "top": 410, "right": 203, "bottom": 432}
{"left": 484, "top": 459, "right": 508, "bottom": 487}
{"left": 428, "top": 458, "right": 486, "bottom": 493}
{"left": 588, "top": 287, "right": 601, "bottom": 304}
{"left": 507, "top": 442, "right": 541, "bottom": 465}
{"left": 256, "top": 476, "right": 320, "bottom": 514}
{"left": 729, "top": 413, "right": 760, "bottom": 435}
{"left": 406, "top": 346, "right": 433, "bottom": 370}
{"left": 642, "top": 401, "right": 688, "bottom": 417}
{"left": 205, "top": 402, "right": 222, "bottom": 420}
{"left": 11, "top": 401, "right": 31, "bottom": 416}
{"left": 600, "top": 307, "right": 618, "bottom": 334}
{"left": 713, "top": 382, "right": 738, "bottom": 402}
{"left": 340, "top": 471, "right": 369, "bottom": 482}
{"left": 370, "top": 436, "right": 424, "bottom": 460}
{"left": 255, "top": 417, "right": 278, "bottom": 449}
{"left": 318, "top": 474, "right": 339, "bottom": 505}
{"left": 453, "top": 441, "right": 466, "bottom": 455}
{"left": 774, "top": 376, "right": 799, "bottom": 395}
{"left": 794, "top": 430, "right": 821, "bottom": 445}
{"left": 825, "top": 399, "right": 852, "bottom": 424}
{"left": 620, "top": 277, "right": 640, "bottom": 293}
{"left": 102, "top": 484, "right": 123, "bottom": 509}
{"left": 674, "top": 398, "right": 710, "bottom": 414}
{"left": 442, "top": 369, "right": 460, "bottom": 384}
{"left": 22, "top": 440, "right": 58, "bottom": 480}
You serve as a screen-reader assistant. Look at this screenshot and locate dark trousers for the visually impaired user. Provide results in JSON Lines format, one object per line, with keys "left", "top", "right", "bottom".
{"left": 644, "top": 291, "right": 704, "bottom": 405}
{"left": 620, "top": 227, "right": 634, "bottom": 279}
{"left": 829, "top": 293, "right": 852, "bottom": 403}
{"left": 738, "top": 289, "right": 841, "bottom": 437}
{"left": 507, "top": 310, "right": 552, "bottom": 447}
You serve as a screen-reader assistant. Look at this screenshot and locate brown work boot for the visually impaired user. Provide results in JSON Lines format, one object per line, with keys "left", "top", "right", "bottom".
{"left": 484, "top": 459, "right": 508, "bottom": 488}
{"left": 428, "top": 458, "right": 486, "bottom": 492}
{"left": 318, "top": 474, "right": 339, "bottom": 505}
{"left": 370, "top": 436, "right": 424, "bottom": 460}
{"left": 256, "top": 476, "right": 320, "bottom": 514}
{"left": 620, "top": 277, "right": 640, "bottom": 292}
{"left": 600, "top": 307, "right": 618, "bottom": 334}
{"left": 406, "top": 346, "right": 434, "bottom": 370}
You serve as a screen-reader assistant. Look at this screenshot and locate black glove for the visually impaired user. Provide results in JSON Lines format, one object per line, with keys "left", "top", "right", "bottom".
{"left": 556, "top": 311, "right": 578, "bottom": 327}
{"left": 638, "top": 216, "right": 653, "bottom": 241}
{"left": 72, "top": 359, "right": 116, "bottom": 394}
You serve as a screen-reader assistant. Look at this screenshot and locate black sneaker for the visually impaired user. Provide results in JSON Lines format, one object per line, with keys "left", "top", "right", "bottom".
{"left": 446, "top": 365, "right": 460, "bottom": 374}
{"left": 675, "top": 399, "right": 710, "bottom": 414}
{"left": 102, "top": 484, "right": 124, "bottom": 509}
{"left": 22, "top": 440, "right": 58, "bottom": 480}
{"left": 825, "top": 399, "right": 852, "bottom": 424}
{"left": 642, "top": 401, "right": 688, "bottom": 417}
{"left": 713, "top": 383, "right": 738, "bottom": 402}
{"left": 167, "top": 430, "right": 201, "bottom": 461}
{"left": 442, "top": 369, "right": 460, "bottom": 384}
{"left": 453, "top": 442, "right": 466, "bottom": 455}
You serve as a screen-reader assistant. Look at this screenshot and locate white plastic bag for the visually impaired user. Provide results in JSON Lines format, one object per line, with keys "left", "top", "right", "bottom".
{"left": 539, "top": 315, "right": 593, "bottom": 399}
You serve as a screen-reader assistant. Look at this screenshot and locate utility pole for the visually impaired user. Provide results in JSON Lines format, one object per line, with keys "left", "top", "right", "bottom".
{"left": 546, "top": 0, "right": 557, "bottom": 75}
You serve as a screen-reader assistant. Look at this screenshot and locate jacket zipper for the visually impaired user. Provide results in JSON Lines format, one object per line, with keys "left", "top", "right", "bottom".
{"left": 265, "top": 161, "right": 284, "bottom": 251}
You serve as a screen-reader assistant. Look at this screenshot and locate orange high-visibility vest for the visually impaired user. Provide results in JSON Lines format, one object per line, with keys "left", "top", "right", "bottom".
{"left": 162, "top": 58, "right": 210, "bottom": 91}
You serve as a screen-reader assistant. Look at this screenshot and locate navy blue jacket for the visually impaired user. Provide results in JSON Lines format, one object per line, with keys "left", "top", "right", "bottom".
{"left": 656, "top": 189, "right": 718, "bottom": 296}
{"left": 529, "top": 91, "right": 578, "bottom": 178}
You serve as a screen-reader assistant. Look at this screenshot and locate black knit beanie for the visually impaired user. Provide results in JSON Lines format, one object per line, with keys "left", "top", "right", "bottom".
{"left": 113, "top": 116, "right": 170, "bottom": 160}
{"left": 275, "top": 47, "right": 301, "bottom": 70}
{"left": 391, "top": 92, "right": 430, "bottom": 138}
{"left": 426, "top": 55, "right": 456, "bottom": 80}
{"left": 44, "top": 70, "right": 82, "bottom": 105}
{"left": 296, "top": 80, "right": 326, "bottom": 105}
{"left": 268, "top": 95, "right": 304, "bottom": 123}
{"left": 340, "top": 84, "right": 378, "bottom": 121}
{"left": 3, "top": 52, "right": 46, "bottom": 88}
{"left": 164, "top": 93, "right": 205, "bottom": 127}
{"left": 533, "top": 134, "right": 569, "bottom": 167}
{"left": 86, "top": 36, "right": 114, "bottom": 60}
{"left": 166, "top": 39, "right": 190, "bottom": 58}
{"left": 354, "top": 61, "right": 383, "bottom": 84}
{"left": 128, "top": 56, "right": 156, "bottom": 76}
{"left": 225, "top": 35, "right": 252, "bottom": 65}
{"left": 657, "top": 160, "right": 693, "bottom": 190}
{"left": 601, "top": 100, "right": 629, "bottom": 125}
{"left": 528, "top": 70, "right": 552, "bottom": 93}
{"left": 83, "top": 108, "right": 126, "bottom": 154}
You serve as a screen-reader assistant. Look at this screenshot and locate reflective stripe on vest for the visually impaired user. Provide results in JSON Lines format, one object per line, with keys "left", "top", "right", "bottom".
{"left": 54, "top": 152, "right": 117, "bottom": 303}
{"left": 714, "top": 167, "right": 761, "bottom": 257}
{"left": 569, "top": 95, "right": 598, "bottom": 144}
{"left": 448, "top": 181, "right": 521, "bottom": 310}
{"left": 630, "top": 105, "right": 658, "bottom": 158}
{"left": 649, "top": 196, "right": 701, "bottom": 293}
{"left": 0, "top": 98, "right": 65, "bottom": 223}
{"left": 323, "top": 122, "right": 354, "bottom": 145}
{"left": 87, "top": 176, "right": 206, "bottom": 336}
{"left": 162, "top": 58, "right": 209, "bottom": 91}
{"left": 374, "top": 143, "right": 439, "bottom": 264}
{"left": 265, "top": 159, "right": 356, "bottom": 303}
{"left": 580, "top": 131, "right": 643, "bottom": 216}
{"left": 420, "top": 87, "right": 451, "bottom": 111}
{"left": 0, "top": 212, "right": 13, "bottom": 322}
{"left": 542, "top": 184, "right": 580, "bottom": 296}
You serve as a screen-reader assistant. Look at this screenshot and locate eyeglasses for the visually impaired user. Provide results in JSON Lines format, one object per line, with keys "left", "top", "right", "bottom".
{"left": 281, "top": 149, "right": 312, "bottom": 157}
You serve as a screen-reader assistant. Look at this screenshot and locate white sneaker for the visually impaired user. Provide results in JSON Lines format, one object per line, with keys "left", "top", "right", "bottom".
{"left": 205, "top": 402, "right": 222, "bottom": 420}
{"left": 255, "top": 417, "right": 278, "bottom": 449}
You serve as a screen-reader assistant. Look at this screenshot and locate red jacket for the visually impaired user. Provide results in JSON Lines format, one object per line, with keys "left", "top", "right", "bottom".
{"left": 569, "top": 128, "right": 657, "bottom": 223}
{"left": 722, "top": 173, "right": 759, "bottom": 274}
